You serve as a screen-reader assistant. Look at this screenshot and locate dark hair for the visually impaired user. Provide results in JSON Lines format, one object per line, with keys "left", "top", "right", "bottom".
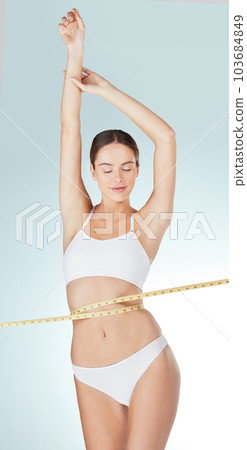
{"left": 90, "top": 129, "right": 140, "bottom": 170}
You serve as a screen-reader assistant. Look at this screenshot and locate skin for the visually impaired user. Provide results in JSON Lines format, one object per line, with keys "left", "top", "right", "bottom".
{"left": 58, "top": 8, "right": 180, "bottom": 449}
{"left": 90, "top": 143, "right": 139, "bottom": 215}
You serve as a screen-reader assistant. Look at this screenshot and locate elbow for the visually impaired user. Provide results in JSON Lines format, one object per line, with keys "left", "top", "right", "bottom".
{"left": 167, "top": 128, "right": 176, "bottom": 140}
{"left": 157, "top": 128, "right": 176, "bottom": 144}
{"left": 60, "top": 114, "right": 81, "bottom": 132}
{"left": 170, "top": 128, "right": 176, "bottom": 138}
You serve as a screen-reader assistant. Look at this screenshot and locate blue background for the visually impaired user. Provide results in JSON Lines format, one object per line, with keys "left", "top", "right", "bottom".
{"left": 0, "top": 1, "right": 228, "bottom": 449}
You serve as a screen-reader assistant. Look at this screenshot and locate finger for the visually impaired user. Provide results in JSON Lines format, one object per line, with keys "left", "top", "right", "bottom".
{"left": 81, "top": 69, "right": 88, "bottom": 78}
{"left": 67, "top": 11, "right": 76, "bottom": 22}
{"left": 58, "top": 23, "right": 65, "bottom": 31}
{"left": 61, "top": 16, "right": 69, "bottom": 26}
{"left": 70, "top": 77, "right": 86, "bottom": 92}
{"left": 81, "top": 67, "right": 92, "bottom": 75}
{"left": 63, "top": 69, "right": 86, "bottom": 80}
{"left": 72, "top": 8, "right": 85, "bottom": 29}
{"left": 63, "top": 69, "right": 86, "bottom": 79}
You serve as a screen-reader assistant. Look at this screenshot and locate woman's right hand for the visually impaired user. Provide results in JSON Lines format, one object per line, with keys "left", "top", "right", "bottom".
{"left": 58, "top": 8, "right": 85, "bottom": 51}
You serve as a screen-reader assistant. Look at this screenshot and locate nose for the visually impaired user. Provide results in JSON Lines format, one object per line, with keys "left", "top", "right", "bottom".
{"left": 112, "top": 170, "right": 123, "bottom": 183}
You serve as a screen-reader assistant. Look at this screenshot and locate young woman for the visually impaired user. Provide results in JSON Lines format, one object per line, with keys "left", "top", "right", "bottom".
{"left": 58, "top": 8, "right": 181, "bottom": 450}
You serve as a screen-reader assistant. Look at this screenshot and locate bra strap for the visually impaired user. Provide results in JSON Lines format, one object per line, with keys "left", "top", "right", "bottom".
{"left": 82, "top": 206, "right": 95, "bottom": 230}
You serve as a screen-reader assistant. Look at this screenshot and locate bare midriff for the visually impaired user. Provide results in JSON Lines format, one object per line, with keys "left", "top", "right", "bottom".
{"left": 67, "top": 276, "right": 162, "bottom": 368}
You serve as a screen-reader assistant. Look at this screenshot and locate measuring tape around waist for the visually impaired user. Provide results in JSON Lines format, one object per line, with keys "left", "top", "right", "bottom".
{"left": 0, "top": 278, "right": 229, "bottom": 328}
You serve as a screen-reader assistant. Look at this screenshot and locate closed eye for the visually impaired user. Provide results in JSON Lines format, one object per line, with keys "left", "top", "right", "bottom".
{"left": 104, "top": 168, "right": 131, "bottom": 173}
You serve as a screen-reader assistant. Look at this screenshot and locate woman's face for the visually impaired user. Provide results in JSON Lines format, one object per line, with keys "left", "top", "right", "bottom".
{"left": 90, "top": 143, "right": 139, "bottom": 201}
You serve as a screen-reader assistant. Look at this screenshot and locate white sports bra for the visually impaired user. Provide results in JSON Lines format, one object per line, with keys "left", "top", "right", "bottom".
{"left": 63, "top": 206, "right": 151, "bottom": 290}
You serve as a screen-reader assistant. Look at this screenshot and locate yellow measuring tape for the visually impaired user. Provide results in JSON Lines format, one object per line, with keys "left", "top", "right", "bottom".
{"left": 0, "top": 278, "right": 229, "bottom": 328}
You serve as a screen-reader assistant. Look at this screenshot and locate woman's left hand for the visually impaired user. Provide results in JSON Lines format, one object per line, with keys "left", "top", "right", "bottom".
{"left": 63, "top": 66, "right": 111, "bottom": 95}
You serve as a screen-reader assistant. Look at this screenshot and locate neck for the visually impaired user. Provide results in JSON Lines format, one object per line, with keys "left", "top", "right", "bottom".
{"left": 96, "top": 197, "right": 133, "bottom": 214}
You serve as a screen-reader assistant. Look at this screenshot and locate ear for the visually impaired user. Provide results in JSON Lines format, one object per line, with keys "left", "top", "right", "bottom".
{"left": 136, "top": 162, "right": 140, "bottom": 177}
{"left": 90, "top": 163, "right": 97, "bottom": 180}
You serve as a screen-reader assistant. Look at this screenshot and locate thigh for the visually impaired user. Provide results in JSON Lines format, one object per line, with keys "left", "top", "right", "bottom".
{"left": 126, "top": 345, "right": 181, "bottom": 450}
{"left": 73, "top": 375, "right": 128, "bottom": 450}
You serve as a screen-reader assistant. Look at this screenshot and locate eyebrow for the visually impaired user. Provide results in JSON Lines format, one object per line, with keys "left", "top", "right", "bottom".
{"left": 98, "top": 161, "right": 135, "bottom": 167}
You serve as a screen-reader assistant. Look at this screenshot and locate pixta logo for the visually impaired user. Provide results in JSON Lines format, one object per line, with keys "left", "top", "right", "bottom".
{"left": 16, "top": 203, "right": 62, "bottom": 250}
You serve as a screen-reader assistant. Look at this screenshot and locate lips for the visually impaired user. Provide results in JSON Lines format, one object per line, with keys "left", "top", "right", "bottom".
{"left": 111, "top": 187, "right": 127, "bottom": 192}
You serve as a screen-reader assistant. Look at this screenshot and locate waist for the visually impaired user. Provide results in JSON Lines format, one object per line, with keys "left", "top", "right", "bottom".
{"left": 66, "top": 276, "right": 144, "bottom": 314}
{"left": 70, "top": 299, "right": 144, "bottom": 316}
{"left": 70, "top": 307, "right": 162, "bottom": 366}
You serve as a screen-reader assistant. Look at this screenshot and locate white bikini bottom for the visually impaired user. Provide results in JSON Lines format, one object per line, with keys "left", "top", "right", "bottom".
{"left": 71, "top": 334, "right": 168, "bottom": 407}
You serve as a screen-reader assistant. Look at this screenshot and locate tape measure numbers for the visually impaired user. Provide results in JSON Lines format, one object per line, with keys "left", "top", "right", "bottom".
{"left": 0, "top": 278, "right": 229, "bottom": 328}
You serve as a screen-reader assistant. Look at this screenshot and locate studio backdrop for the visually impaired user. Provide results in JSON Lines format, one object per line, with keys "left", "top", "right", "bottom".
{"left": 0, "top": 1, "right": 229, "bottom": 449}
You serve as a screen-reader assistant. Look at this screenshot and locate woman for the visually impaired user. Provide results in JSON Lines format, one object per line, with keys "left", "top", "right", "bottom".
{"left": 58, "top": 8, "right": 180, "bottom": 450}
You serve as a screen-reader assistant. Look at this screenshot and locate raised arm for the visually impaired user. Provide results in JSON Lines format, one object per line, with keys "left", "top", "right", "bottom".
{"left": 70, "top": 71, "right": 176, "bottom": 245}
{"left": 101, "top": 85, "right": 176, "bottom": 246}
{"left": 58, "top": 9, "right": 92, "bottom": 253}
